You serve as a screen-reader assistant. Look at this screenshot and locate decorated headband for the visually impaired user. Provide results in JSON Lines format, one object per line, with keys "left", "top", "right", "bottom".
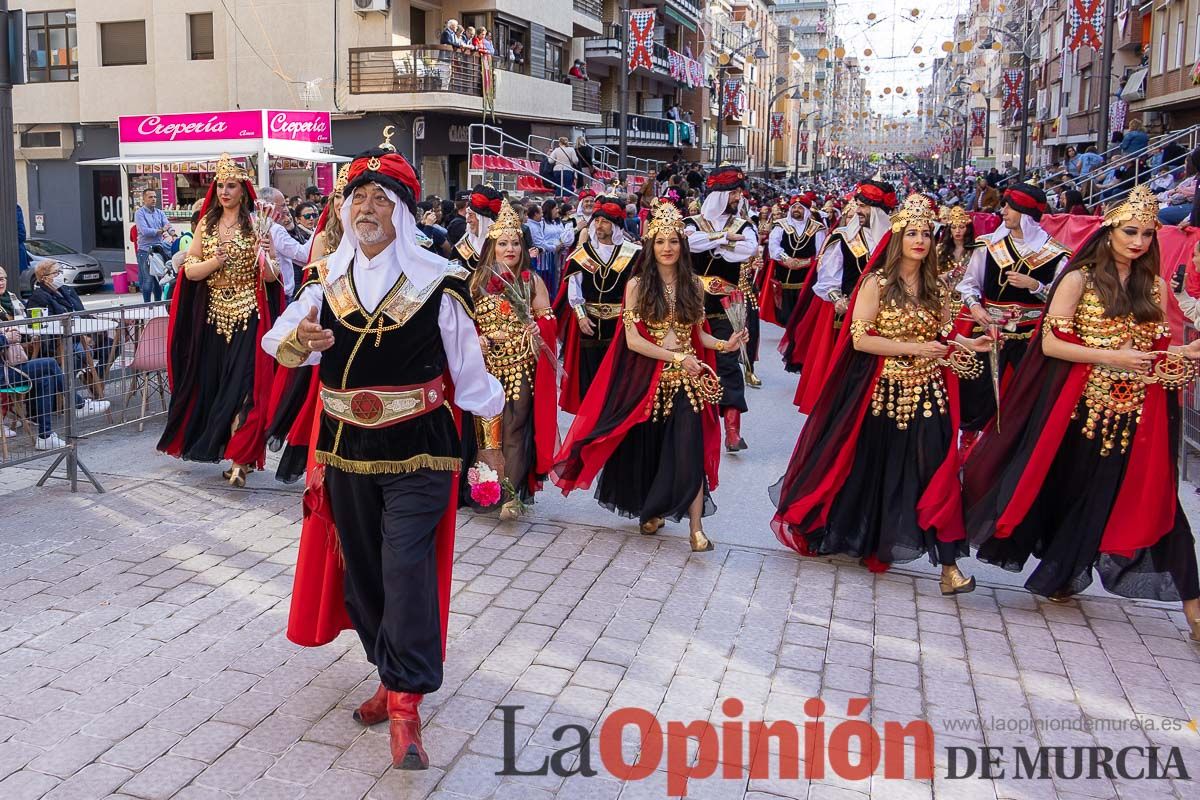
{"left": 1102, "top": 184, "right": 1161, "bottom": 229}
{"left": 644, "top": 200, "right": 685, "bottom": 240}
{"left": 946, "top": 205, "right": 971, "bottom": 226}
{"left": 214, "top": 153, "right": 249, "bottom": 184}
{"left": 487, "top": 200, "right": 523, "bottom": 239}
{"left": 889, "top": 194, "right": 938, "bottom": 233}
{"left": 334, "top": 163, "right": 350, "bottom": 197}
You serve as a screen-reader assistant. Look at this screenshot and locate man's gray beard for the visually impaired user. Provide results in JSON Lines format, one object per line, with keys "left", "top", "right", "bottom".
{"left": 356, "top": 222, "right": 386, "bottom": 244}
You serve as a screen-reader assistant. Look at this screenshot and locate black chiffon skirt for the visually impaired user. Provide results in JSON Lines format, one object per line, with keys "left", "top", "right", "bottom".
{"left": 974, "top": 408, "right": 1200, "bottom": 602}
{"left": 172, "top": 318, "right": 258, "bottom": 463}
{"left": 266, "top": 365, "right": 314, "bottom": 484}
{"left": 595, "top": 388, "right": 715, "bottom": 525}
{"left": 772, "top": 400, "right": 965, "bottom": 566}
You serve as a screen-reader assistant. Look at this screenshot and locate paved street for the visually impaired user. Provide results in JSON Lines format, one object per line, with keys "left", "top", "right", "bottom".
{"left": 1, "top": 327, "right": 1199, "bottom": 799}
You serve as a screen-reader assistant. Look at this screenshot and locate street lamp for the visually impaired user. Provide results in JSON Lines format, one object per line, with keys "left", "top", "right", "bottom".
{"left": 978, "top": 12, "right": 1036, "bottom": 179}
{"left": 714, "top": 39, "right": 769, "bottom": 167}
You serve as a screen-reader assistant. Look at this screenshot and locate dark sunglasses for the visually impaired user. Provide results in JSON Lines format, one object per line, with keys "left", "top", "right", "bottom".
{"left": 300, "top": 213, "right": 319, "bottom": 220}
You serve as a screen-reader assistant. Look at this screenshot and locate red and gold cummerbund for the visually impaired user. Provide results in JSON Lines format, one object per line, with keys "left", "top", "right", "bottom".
{"left": 320, "top": 378, "right": 445, "bottom": 429}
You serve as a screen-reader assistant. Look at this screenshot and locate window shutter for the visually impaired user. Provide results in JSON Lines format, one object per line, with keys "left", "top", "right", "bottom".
{"left": 100, "top": 21, "right": 147, "bottom": 66}
{"left": 190, "top": 14, "right": 215, "bottom": 61}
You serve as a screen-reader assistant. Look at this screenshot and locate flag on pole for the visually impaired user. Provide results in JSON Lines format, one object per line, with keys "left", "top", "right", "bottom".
{"left": 628, "top": 10, "right": 655, "bottom": 71}
{"left": 769, "top": 112, "right": 785, "bottom": 140}
{"left": 1067, "top": 0, "right": 1104, "bottom": 52}
{"left": 970, "top": 108, "right": 986, "bottom": 139}
{"left": 1002, "top": 69, "right": 1024, "bottom": 111}
{"left": 722, "top": 79, "right": 743, "bottom": 118}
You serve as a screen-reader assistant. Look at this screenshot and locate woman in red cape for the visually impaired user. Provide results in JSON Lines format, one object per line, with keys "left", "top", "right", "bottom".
{"left": 158, "top": 154, "right": 282, "bottom": 486}
{"left": 467, "top": 200, "right": 559, "bottom": 520}
{"left": 553, "top": 201, "right": 746, "bottom": 553}
{"left": 963, "top": 186, "right": 1200, "bottom": 638}
{"left": 769, "top": 195, "right": 990, "bottom": 593}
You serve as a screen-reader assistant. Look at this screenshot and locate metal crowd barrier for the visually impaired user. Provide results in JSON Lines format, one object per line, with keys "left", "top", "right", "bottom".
{"left": 0, "top": 300, "right": 171, "bottom": 492}
{"left": 1183, "top": 323, "right": 1200, "bottom": 484}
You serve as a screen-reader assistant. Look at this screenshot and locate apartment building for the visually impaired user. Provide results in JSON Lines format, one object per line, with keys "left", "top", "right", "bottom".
{"left": 773, "top": 0, "right": 834, "bottom": 176}
{"left": 13, "top": 0, "right": 603, "bottom": 257}
{"left": 1127, "top": 0, "right": 1200, "bottom": 130}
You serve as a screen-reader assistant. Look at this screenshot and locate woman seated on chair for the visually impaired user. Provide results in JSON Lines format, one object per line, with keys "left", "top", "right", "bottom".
{"left": 26, "top": 259, "right": 114, "bottom": 390}
{"left": 0, "top": 329, "right": 107, "bottom": 450}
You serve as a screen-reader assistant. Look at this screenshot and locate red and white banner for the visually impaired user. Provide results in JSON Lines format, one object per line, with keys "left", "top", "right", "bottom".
{"left": 628, "top": 10, "right": 654, "bottom": 71}
{"left": 800, "top": 130, "right": 810, "bottom": 154}
{"left": 1109, "top": 99, "right": 1128, "bottom": 140}
{"left": 769, "top": 112, "right": 785, "bottom": 140}
{"left": 1002, "top": 69, "right": 1024, "bottom": 111}
{"left": 970, "top": 108, "right": 986, "bottom": 139}
{"left": 1067, "top": 0, "right": 1104, "bottom": 52}
{"left": 722, "top": 79, "right": 743, "bottom": 118}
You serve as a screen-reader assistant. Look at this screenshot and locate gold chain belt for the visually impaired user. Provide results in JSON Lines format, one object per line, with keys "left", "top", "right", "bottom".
{"left": 584, "top": 302, "right": 623, "bottom": 319}
{"left": 779, "top": 282, "right": 807, "bottom": 290}
{"left": 321, "top": 379, "right": 444, "bottom": 429}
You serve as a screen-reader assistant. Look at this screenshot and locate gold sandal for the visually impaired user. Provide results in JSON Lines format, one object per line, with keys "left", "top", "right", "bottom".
{"left": 640, "top": 517, "right": 665, "bottom": 535}
{"left": 939, "top": 565, "right": 976, "bottom": 596}
{"left": 498, "top": 500, "right": 521, "bottom": 522}
{"left": 689, "top": 529, "right": 714, "bottom": 553}
{"left": 225, "top": 464, "right": 250, "bottom": 488}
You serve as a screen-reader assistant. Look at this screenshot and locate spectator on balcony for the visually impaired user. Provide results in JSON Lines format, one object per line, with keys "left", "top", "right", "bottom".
{"left": 569, "top": 60, "right": 588, "bottom": 81}
{"left": 548, "top": 138, "right": 579, "bottom": 195}
{"left": 1119, "top": 118, "right": 1149, "bottom": 158}
{"left": 1063, "top": 146, "right": 1082, "bottom": 178}
{"left": 441, "top": 19, "right": 464, "bottom": 51}
{"left": 665, "top": 103, "right": 682, "bottom": 122}
{"left": 509, "top": 40, "right": 525, "bottom": 65}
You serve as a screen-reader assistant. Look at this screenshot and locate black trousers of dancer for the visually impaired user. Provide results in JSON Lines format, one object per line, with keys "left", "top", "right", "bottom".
{"left": 325, "top": 466, "right": 455, "bottom": 694}
{"left": 960, "top": 335, "right": 1031, "bottom": 432}
{"left": 708, "top": 316, "right": 748, "bottom": 413}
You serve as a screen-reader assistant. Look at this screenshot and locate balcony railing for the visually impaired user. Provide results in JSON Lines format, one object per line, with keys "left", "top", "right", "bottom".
{"left": 707, "top": 143, "right": 747, "bottom": 164}
{"left": 571, "top": 78, "right": 601, "bottom": 114}
{"left": 586, "top": 112, "right": 696, "bottom": 148}
{"left": 349, "top": 46, "right": 482, "bottom": 96}
{"left": 573, "top": 0, "right": 602, "bottom": 18}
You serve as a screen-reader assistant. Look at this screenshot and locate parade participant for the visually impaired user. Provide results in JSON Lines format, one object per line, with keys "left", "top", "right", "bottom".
{"left": 956, "top": 183, "right": 1071, "bottom": 442}
{"left": 571, "top": 188, "right": 598, "bottom": 247}
{"left": 265, "top": 166, "right": 350, "bottom": 484}
{"left": 937, "top": 205, "right": 978, "bottom": 322}
{"left": 554, "top": 201, "right": 747, "bottom": 552}
{"left": 762, "top": 193, "right": 826, "bottom": 326}
{"left": 158, "top": 154, "right": 283, "bottom": 487}
{"left": 684, "top": 166, "right": 758, "bottom": 451}
{"left": 453, "top": 184, "right": 503, "bottom": 270}
{"left": 769, "top": 195, "right": 990, "bottom": 591}
{"left": 556, "top": 195, "right": 641, "bottom": 413}
{"left": 262, "top": 139, "right": 505, "bottom": 769}
{"left": 791, "top": 180, "right": 896, "bottom": 413}
{"left": 964, "top": 186, "right": 1200, "bottom": 633}
{"left": 470, "top": 200, "right": 559, "bottom": 520}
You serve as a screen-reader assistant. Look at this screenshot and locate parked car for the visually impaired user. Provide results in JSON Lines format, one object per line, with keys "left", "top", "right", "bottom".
{"left": 20, "top": 238, "right": 106, "bottom": 295}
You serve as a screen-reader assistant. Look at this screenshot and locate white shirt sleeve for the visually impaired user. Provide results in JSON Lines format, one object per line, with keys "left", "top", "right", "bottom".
{"left": 813, "top": 230, "right": 827, "bottom": 258}
{"left": 686, "top": 223, "right": 725, "bottom": 253}
{"left": 440, "top": 295, "right": 505, "bottom": 418}
{"left": 812, "top": 240, "right": 844, "bottom": 300}
{"left": 567, "top": 272, "right": 584, "bottom": 307}
{"left": 955, "top": 246, "right": 988, "bottom": 304}
{"left": 1177, "top": 292, "right": 1200, "bottom": 326}
{"left": 271, "top": 224, "right": 308, "bottom": 297}
{"left": 720, "top": 223, "right": 758, "bottom": 264}
{"left": 767, "top": 225, "right": 786, "bottom": 261}
{"left": 262, "top": 283, "right": 324, "bottom": 366}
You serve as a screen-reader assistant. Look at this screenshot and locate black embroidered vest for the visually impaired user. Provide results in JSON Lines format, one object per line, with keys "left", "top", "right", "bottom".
{"left": 981, "top": 235, "right": 1071, "bottom": 307}
{"left": 772, "top": 218, "right": 822, "bottom": 286}
{"left": 685, "top": 215, "right": 752, "bottom": 316}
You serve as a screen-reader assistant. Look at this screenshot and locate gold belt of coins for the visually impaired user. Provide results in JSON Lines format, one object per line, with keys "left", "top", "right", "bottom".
{"left": 652, "top": 349, "right": 723, "bottom": 421}
{"left": 205, "top": 277, "right": 257, "bottom": 342}
{"left": 872, "top": 357, "right": 948, "bottom": 430}
{"left": 584, "top": 302, "right": 622, "bottom": 320}
{"left": 1077, "top": 366, "right": 1146, "bottom": 456}
{"left": 484, "top": 331, "right": 536, "bottom": 403}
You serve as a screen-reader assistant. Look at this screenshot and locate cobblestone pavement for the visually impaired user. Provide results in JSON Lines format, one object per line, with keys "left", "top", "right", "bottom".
{"left": 1, "top": 450, "right": 1199, "bottom": 800}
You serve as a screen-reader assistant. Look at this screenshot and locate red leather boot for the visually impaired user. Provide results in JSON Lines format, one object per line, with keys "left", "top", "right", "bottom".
{"left": 352, "top": 683, "right": 388, "bottom": 726}
{"left": 723, "top": 408, "right": 747, "bottom": 452}
{"left": 388, "top": 691, "right": 428, "bottom": 770}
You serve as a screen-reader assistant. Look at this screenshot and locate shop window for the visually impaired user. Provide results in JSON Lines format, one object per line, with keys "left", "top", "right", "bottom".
{"left": 25, "top": 11, "right": 78, "bottom": 83}
{"left": 189, "top": 14, "right": 214, "bottom": 61}
{"left": 101, "top": 20, "right": 148, "bottom": 67}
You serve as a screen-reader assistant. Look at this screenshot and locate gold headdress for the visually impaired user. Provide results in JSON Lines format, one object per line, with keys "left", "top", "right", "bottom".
{"left": 889, "top": 194, "right": 937, "bottom": 233}
{"left": 334, "top": 163, "right": 350, "bottom": 197}
{"left": 644, "top": 200, "right": 685, "bottom": 240}
{"left": 1102, "top": 184, "right": 1161, "bottom": 229}
{"left": 214, "top": 153, "right": 249, "bottom": 184}
{"left": 487, "top": 199, "right": 523, "bottom": 240}
{"left": 946, "top": 205, "right": 971, "bottom": 226}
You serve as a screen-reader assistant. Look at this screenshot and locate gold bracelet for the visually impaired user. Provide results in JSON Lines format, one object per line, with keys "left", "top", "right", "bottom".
{"left": 672, "top": 352, "right": 686, "bottom": 364}
{"left": 1042, "top": 315, "right": 1075, "bottom": 342}
{"left": 715, "top": 340, "right": 727, "bottom": 352}
{"left": 276, "top": 327, "right": 312, "bottom": 368}
{"left": 475, "top": 414, "right": 503, "bottom": 450}
{"left": 574, "top": 306, "right": 587, "bottom": 322}
{"left": 849, "top": 319, "right": 874, "bottom": 345}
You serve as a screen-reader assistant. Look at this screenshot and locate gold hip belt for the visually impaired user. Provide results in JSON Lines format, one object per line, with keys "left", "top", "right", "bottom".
{"left": 321, "top": 379, "right": 444, "bottom": 429}
{"left": 584, "top": 302, "right": 622, "bottom": 319}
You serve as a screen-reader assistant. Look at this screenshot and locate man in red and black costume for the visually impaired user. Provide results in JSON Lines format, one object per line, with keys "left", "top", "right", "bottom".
{"left": 453, "top": 184, "right": 503, "bottom": 270}
{"left": 556, "top": 195, "right": 642, "bottom": 413}
{"left": 262, "top": 141, "right": 504, "bottom": 770}
{"left": 685, "top": 166, "right": 758, "bottom": 451}
{"left": 787, "top": 180, "right": 895, "bottom": 413}
{"left": 955, "top": 182, "right": 1071, "bottom": 441}
{"left": 761, "top": 192, "right": 826, "bottom": 327}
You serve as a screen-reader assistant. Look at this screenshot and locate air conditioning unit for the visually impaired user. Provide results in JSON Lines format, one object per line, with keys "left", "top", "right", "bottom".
{"left": 354, "top": 0, "right": 390, "bottom": 13}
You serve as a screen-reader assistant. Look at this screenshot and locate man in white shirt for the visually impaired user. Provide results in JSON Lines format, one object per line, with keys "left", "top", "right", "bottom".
{"left": 257, "top": 187, "right": 311, "bottom": 299}
{"left": 262, "top": 143, "right": 503, "bottom": 772}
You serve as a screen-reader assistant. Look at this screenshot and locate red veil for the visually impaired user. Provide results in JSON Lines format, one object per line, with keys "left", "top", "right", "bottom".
{"left": 962, "top": 230, "right": 1181, "bottom": 557}
{"left": 160, "top": 178, "right": 281, "bottom": 468}
{"left": 770, "top": 250, "right": 966, "bottom": 550}
{"left": 552, "top": 321, "right": 721, "bottom": 495}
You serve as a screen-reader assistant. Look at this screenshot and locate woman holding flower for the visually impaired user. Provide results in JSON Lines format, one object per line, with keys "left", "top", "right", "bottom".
{"left": 469, "top": 200, "right": 559, "bottom": 520}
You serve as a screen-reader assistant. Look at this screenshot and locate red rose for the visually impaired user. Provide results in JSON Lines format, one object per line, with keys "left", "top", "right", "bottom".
{"left": 486, "top": 275, "right": 504, "bottom": 294}
{"left": 520, "top": 270, "right": 532, "bottom": 282}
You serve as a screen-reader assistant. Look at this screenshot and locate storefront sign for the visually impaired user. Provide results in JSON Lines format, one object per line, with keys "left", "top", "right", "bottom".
{"left": 265, "top": 110, "right": 333, "bottom": 144}
{"left": 449, "top": 125, "right": 470, "bottom": 144}
{"left": 119, "top": 110, "right": 264, "bottom": 144}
